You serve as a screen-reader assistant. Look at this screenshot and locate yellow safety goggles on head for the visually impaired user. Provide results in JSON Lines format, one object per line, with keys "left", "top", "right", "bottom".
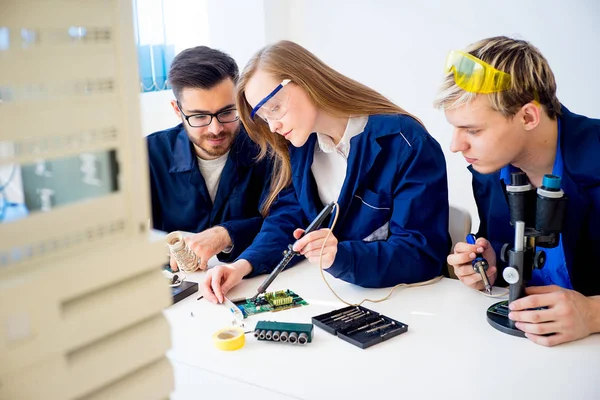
{"left": 445, "top": 50, "right": 512, "bottom": 94}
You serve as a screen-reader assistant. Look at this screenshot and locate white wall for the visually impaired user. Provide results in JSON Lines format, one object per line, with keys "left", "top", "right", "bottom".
{"left": 139, "top": 0, "right": 600, "bottom": 228}
{"left": 139, "top": 90, "right": 179, "bottom": 135}
{"left": 139, "top": 0, "right": 270, "bottom": 136}
{"left": 280, "top": 0, "right": 600, "bottom": 229}
{"left": 206, "top": 0, "right": 267, "bottom": 69}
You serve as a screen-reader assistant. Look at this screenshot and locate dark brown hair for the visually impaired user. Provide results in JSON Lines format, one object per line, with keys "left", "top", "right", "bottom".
{"left": 168, "top": 46, "right": 239, "bottom": 100}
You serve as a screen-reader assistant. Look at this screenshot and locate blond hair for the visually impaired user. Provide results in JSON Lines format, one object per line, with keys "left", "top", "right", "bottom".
{"left": 433, "top": 36, "right": 561, "bottom": 119}
{"left": 237, "top": 40, "right": 423, "bottom": 215}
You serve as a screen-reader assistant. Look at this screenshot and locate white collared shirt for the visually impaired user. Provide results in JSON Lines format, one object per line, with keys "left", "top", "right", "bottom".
{"left": 311, "top": 116, "right": 369, "bottom": 205}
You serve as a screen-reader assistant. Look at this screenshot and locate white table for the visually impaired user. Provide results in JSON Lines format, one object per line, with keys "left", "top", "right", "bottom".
{"left": 164, "top": 260, "right": 600, "bottom": 400}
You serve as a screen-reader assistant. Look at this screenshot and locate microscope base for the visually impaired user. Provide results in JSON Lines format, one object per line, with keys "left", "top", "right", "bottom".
{"left": 486, "top": 301, "right": 526, "bottom": 338}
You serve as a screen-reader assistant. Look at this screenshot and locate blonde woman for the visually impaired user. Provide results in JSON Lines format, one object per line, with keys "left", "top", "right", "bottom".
{"left": 437, "top": 36, "right": 600, "bottom": 346}
{"left": 202, "top": 40, "right": 450, "bottom": 302}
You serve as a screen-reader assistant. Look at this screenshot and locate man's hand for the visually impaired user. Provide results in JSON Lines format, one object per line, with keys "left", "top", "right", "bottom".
{"left": 201, "top": 260, "right": 252, "bottom": 303}
{"left": 508, "top": 285, "right": 600, "bottom": 346}
{"left": 447, "top": 237, "right": 497, "bottom": 291}
{"left": 292, "top": 228, "right": 338, "bottom": 269}
{"left": 169, "top": 226, "right": 232, "bottom": 271}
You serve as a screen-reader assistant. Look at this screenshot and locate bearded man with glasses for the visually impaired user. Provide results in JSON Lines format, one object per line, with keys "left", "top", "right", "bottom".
{"left": 437, "top": 36, "right": 600, "bottom": 346}
{"left": 146, "top": 46, "right": 273, "bottom": 271}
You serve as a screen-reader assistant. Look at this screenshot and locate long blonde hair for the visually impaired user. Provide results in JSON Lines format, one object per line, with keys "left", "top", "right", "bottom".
{"left": 236, "top": 40, "right": 422, "bottom": 215}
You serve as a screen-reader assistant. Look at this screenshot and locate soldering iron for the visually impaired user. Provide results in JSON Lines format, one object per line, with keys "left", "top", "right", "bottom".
{"left": 249, "top": 202, "right": 336, "bottom": 301}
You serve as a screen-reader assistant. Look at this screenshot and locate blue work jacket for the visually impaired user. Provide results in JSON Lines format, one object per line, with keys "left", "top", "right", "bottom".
{"left": 239, "top": 114, "right": 451, "bottom": 288}
{"left": 146, "top": 124, "right": 271, "bottom": 261}
{"left": 472, "top": 105, "right": 600, "bottom": 296}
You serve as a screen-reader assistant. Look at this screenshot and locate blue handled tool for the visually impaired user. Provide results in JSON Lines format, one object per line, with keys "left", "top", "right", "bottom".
{"left": 466, "top": 234, "right": 492, "bottom": 295}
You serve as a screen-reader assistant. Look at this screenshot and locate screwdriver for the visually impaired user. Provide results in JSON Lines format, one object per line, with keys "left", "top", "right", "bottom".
{"left": 466, "top": 233, "right": 492, "bottom": 295}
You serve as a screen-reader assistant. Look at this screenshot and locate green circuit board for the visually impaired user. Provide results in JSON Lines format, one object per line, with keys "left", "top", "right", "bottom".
{"left": 232, "top": 290, "right": 308, "bottom": 318}
{"left": 488, "top": 300, "right": 547, "bottom": 318}
{"left": 487, "top": 300, "right": 510, "bottom": 317}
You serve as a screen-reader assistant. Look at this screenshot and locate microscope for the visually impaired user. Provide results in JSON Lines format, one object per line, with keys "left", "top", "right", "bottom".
{"left": 486, "top": 171, "right": 568, "bottom": 337}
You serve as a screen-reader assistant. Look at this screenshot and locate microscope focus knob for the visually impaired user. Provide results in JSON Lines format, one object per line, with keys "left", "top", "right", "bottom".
{"left": 534, "top": 250, "right": 546, "bottom": 269}
{"left": 500, "top": 243, "right": 510, "bottom": 263}
{"left": 503, "top": 267, "right": 520, "bottom": 284}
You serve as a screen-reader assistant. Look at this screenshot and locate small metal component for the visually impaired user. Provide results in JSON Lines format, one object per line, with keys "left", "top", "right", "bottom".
{"left": 253, "top": 329, "right": 260, "bottom": 338}
{"left": 321, "top": 307, "right": 359, "bottom": 323}
{"left": 474, "top": 260, "right": 492, "bottom": 295}
{"left": 340, "top": 311, "right": 370, "bottom": 323}
{"left": 197, "top": 295, "right": 204, "bottom": 301}
{"left": 272, "top": 331, "right": 280, "bottom": 341}
{"left": 366, "top": 321, "right": 395, "bottom": 334}
{"left": 337, "top": 310, "right": 363, "bottom": 321}
{"left": 258, "top": 330, "right": 266, "bottom": 339}
{"left": 265, "top": 330, "right": 273, "bottom": 340}
{"left": 467, "top": 234, "right": 492, "bottom": 295}
{"left": 298, "top": 332, "right": 308, "bottom": 345}
{"left": 345, "top": 318, "right": 385, "bottom": 335}
{"left": 341, "top": 309, "right": 363, "bottom": 317}
{"left": 380, "top": 326, "right": 405, "bottom": 338}
{"left": 280, "top": 331, "right": 289, "bottom": 342}
{"left": 288, "top": 332, "right": 298, "bottom": 344}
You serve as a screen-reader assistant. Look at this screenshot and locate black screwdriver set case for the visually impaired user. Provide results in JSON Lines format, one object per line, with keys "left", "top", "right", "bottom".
{"left": 312, "top": 305, "right": 408, "bottom": 349}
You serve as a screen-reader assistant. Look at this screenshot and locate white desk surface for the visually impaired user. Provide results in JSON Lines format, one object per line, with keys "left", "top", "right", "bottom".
{"left": 164, "top": 259, "right": 600, "bottom": 400}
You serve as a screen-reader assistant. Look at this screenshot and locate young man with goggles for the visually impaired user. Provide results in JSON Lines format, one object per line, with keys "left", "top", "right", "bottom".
{"left": 436, "top": 36, "right": 600, "bottom": 346}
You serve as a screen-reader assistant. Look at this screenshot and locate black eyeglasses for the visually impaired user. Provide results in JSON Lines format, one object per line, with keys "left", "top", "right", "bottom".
{"left": 177, "top": 102, "right": 239, "bottom": 128}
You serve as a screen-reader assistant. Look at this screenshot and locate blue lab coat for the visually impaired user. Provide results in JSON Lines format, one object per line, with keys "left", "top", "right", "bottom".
{"left": 239, "top": 114, "right": 451, "bottom": 288}
{"left": 472, "top": 105, "right": 600, "bottom": 296}
{"left": 146, "top": 124, "right": 271, "bottom": 261}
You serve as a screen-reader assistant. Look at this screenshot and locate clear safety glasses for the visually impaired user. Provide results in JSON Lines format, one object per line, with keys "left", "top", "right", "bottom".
{"left": 250, "top": 79, "right": 292, "bottom": 122}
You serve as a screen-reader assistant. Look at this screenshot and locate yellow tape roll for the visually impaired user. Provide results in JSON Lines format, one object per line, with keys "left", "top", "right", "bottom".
{"left": 212, "top": 327, "right": 245, "bottom": 351}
